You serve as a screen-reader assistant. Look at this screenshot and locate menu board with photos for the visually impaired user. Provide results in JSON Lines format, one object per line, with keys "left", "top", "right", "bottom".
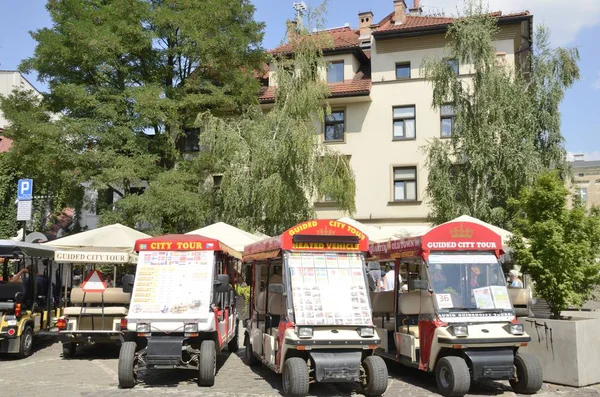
{"left": 128, "top": 250, "right": 215, "bottom": 320}
{"left": 287, "top": 252, "right": 373, "bottom": 326}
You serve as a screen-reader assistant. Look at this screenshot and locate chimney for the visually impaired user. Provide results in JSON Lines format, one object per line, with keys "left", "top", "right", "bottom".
{"left": 409, "top": 0, "right": 423, "bottom": 16}
{"left": 394, "top": 0, "right": 408, "bottom": 25}
{"left": 574, "top": 154, "right": 585, "bottom": 162}
{"left": 286, "top": 19, "right": 298, "bottom": 42}
{"left": 358, "top": 11, "right": 374, "bottom": 39}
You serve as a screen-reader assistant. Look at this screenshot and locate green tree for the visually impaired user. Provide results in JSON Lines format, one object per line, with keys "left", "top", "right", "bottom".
{"left": 9, "top": 0, "right": 265, "bottom": 233}
{"left": 196, "top": 3, "right": 356, "bottom": 236}
{"left": 509, "top": 172, "right": 600, "bottom": 319}
{"left": 422, "top": 2, "right": 579, "bottom": 228}
{"left": 0, "top": 155, "right": 18, "bottom": 238}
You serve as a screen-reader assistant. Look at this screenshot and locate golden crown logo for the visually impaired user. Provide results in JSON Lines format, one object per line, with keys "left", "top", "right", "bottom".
{"left": 316, "top": 225, "right": 336, "bottom": 236}
{"left": 450, "top": 224, "right": 474, "bottom": 239}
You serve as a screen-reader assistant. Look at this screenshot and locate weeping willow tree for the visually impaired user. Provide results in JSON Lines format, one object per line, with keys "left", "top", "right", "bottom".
{"left": 422, "top": 1, "right": 579, "bottom": 228}
{"left": 196, "top": 2, "right": 355, "bottom": 235}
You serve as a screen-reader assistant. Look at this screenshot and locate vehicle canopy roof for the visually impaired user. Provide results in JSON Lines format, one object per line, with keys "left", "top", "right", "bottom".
{"left": 0, "top": 240, "right": 57, "bottom": 259}
{"left": 368, "top": 221, "right": 503, "bottom": 261}
{"left": 134, "top": 234, "right": 239, "bottom": 258}
{"left": 243, "top": 219, "right": 370, "bottom": 262}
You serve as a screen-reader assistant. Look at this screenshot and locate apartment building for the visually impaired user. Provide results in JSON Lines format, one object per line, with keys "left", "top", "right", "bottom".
{"left": 259, "top": 0, "right": 532, "bottom": 229}
{"left": 569, "top": 154, "right": 600, "bottom": 208}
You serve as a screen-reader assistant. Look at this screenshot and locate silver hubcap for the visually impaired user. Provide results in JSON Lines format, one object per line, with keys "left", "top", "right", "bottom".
{"left": 24, "top": 332, "right": 32, "bottom": 352}
{"left": 439, "top": 367, "right": 452, "bottom": 388}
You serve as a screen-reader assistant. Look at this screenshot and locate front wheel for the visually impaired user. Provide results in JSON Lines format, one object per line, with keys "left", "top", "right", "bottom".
{"left": 198, "top": 340, "right": 217, "bottom": 386}
{"left": 509, "top": 353, "right": 543, "bottom": 394}
{"left": 435, "top": 356, "right": 471, "bottom": 397}
{"left": 118, "top": 341, "right": 137, "bottom": 389}
{"left": 62, "top": 342, "right": 77, "bottom": 358}
{"left": 17, "top": 326, "right": 34, "bottom": 359}
{"left": 363, "top": 355, "right": 388, "bottom": 396}
{"left": 282, "top": 357, "right": 310, "bottom": 397}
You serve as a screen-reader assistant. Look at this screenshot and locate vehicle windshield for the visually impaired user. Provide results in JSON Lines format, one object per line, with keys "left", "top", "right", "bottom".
{"left": 428, "top": 254, "right": 512, "bottom": 312}
{"left": 286, "top": 252, "right": 373, "bottom": 326}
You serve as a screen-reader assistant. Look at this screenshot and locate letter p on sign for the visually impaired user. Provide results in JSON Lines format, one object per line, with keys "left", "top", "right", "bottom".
{"left": 17, "top": 179, "right": 33, "bottom": 201}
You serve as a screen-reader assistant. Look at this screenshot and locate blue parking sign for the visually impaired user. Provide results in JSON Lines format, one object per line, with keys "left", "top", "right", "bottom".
{"left": 17, "top": 179, "right": 33, "bottom": 201}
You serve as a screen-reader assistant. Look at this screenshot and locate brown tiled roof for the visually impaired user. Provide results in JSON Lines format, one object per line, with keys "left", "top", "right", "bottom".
{"left": 259, "top": 62, "right": 371, "bottom": 104}
{"left": 0, "top": 129, "right": 12, "bottom": 153}
{"left": 375, "top": 10, "right": 530, "bottom": 34}
{"left": 271, "top": 26, "right": 361, "bottom": 54}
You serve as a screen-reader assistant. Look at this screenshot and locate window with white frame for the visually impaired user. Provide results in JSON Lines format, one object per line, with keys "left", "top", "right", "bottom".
{"left": 577, "top": 187, "right": 588, "bottom": 204}
{"left": 324, "top": 110, "right": 345, "bottom": 142}
{"left": 327, "top": 61, "right": 344, "bottom": 83}
{"left": 393, "top": 167, "right": 417, "bottom": 201}
{"left": 440, "top": 105, "right": 455, "bottom": 138}
{"left": 396, "top": 63, "right": 410, "bottom": 79}
{"left": 393, "top": 106, "right": 416, "bottom": 140}
{"left": 446, "top": 58, "right": 459, "bottom": 75}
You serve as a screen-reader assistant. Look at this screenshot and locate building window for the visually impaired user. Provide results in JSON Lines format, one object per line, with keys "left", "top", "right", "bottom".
{"left": 177, "top": 128, "right": 201, "bottom": 153}
{"left": 446, "top": 59, "right": 459, "bottom": 75}
{"left": 495, "top": 52, "right": 506, "bottom": 66}
{"left": 393, "top": 106, "right": 416, "bottom": 140}
{"left": 213, "top": 175, "right": 223, "bottom": 188}
{"left": 396, "top": 63, "right": 410, "bottom": 79}
{"left": 324, "top": 110, "right": 345, "bottom": 142}
{"left": 578, "top": 187, "right": 588, "bottom": 204}
{"left": 327, "top": 61, "right": 344, "bottom": 83}
{"left": 440, "top": 105, "right": 455, "bottom": 138}
{"left": 393, "top": 167, "right": 417, "bottom": 201}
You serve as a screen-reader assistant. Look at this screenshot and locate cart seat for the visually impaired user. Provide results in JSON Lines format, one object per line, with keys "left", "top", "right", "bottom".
{"left": 268, "top": 293, "right": 285, "bottom": 316}
{"left": 372, "top": 290, "right": 395, "bottom": 314}
{"left": 63, "top": 306, "right": 129, "bottom": 316}
{"left": 70, "top": 288, "right": 131, "bottom": 305}
{"left": 398, "top": 291, "right": 421, "bottom": 315}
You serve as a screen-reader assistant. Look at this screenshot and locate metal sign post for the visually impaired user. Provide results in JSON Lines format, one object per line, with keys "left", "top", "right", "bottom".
{"left": 16, "top": 179, "right": 34, "bottom": 241}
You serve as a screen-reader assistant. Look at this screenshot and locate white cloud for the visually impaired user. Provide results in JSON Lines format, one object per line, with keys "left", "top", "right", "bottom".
{"left": 593, "top": 71, "right": 600, "bottom": 91}
{"left": 567, "top": 151, "right": 600, "bottom": 161}
{"left": 422, "top": 0, "right": 600, "bottom": 46}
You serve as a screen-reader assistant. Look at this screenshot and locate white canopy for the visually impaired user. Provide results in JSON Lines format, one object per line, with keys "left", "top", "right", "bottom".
{"left": 43, "top": 223, "right": 151, "bottom": 264}
{"left": 443, "top": 215, "right": 513, "bottom": 246}
{"left": 185, "top": 222, "right": 265, "bottom": 258}
{"left": 337, "top": 217, "right": 397, "bottom": 243}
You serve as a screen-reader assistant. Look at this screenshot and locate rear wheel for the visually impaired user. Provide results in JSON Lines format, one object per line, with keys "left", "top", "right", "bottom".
{"left": 509, "top": 353, "right": 543, "bottom": 394}
{"left": 17, "top": 326, "right": 33, "bottom": 359}
{"left": 363, "top": 355, "right": 388, "bottom": 396}
{"left": 435, "top": 356, "right": 471, "bottom": 397}
{"left": 282, "top": 357, "right": 309, "bottom": 397}
{"left": 245, "top": 338, "right": 260, "bottom": 366}
{"left": 118, "top": 341, "right": 137, "bottom": 389}
{"left": 62, "top": 342, "right": 77, "bottom": 358}
{"left": 198, "top": 340, "right": 217, "bottom": 386}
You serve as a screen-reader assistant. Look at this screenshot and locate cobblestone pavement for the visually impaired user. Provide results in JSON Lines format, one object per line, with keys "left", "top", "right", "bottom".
{"left": 1, "top": 336, "right": 600, "bottom": 397}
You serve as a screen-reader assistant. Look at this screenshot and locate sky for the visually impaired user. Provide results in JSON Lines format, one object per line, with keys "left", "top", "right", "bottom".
{"left": 0, "top": 0, "right": 599, "bottom": 158}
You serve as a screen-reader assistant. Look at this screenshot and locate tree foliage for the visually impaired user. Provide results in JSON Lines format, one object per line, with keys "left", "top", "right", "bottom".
{"left": 422, "top": 1, "right": 579, "bottom": 228}
{"left": 509, "top": 172, "right": 600, "bottom": 319}
{"left": 5, "top": 0, "right": 266, "bottom": 234}
{"left": 196, "top": 3, "right": 356, "bottom": 236}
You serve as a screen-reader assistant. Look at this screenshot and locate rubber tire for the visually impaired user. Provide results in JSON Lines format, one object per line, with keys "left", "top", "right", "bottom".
{"left": 198, "top": 340, "right": 217, "bottom": 386}
{"left": 245, "top": 339, "right": 260, "bottom": 367}
{"left": 509, "top": 353, "right": 543, "bottom": 394}
{"left": 118, "top": 341, "right": 137, "bottom": 389}
{"left": 18, "top": 326, "right": 34, "bottom": 359}
{"left": 363, "top": 355, "right": 388, "bottom": 396}
{"left": 282, "top": 357, "right": 310, "bottom": 397}
{"left": 435, "top": 356, "right": 471, "bottom": 397}
{"left": 62, "top": 342, "right": 77, "bottom": 358}
{"left": 228, "top": 327, "right": 239, "bottom": 353}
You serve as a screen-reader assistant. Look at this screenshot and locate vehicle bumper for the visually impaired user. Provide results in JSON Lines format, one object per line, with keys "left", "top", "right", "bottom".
{"left": 0, "top": 335, "right": 20, "bottom": 354}
{"left": 463, "top": 348, "right": 516, "bottom": 381}
{"left": 59, "top": 330, "right": 123, "bottom": 345}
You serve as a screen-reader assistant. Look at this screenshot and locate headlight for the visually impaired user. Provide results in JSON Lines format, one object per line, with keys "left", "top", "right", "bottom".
{"left": 297, "top": 327, "right": 313, "bottom": 338}
{"left": 359, "top": 327, "right": 375, "bottom": 337}
{"left": 136, "top": 323, "right": 151, "bottom": 333}
{"left": 452, "top": 325, "right": 468, "bottom": 337}
{"left": 509, "top": 324, "right": 525, "bottom": 335}
{"left": 184, "top": 323, "right": 199, "bottom": 333}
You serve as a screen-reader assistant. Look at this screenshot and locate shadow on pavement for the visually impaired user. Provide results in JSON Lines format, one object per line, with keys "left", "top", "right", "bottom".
{"left": 61, "top": 342, "right": 121, "bottom": 360}
{"left": 0, "top": 336, "right": 57, "bottom": 361}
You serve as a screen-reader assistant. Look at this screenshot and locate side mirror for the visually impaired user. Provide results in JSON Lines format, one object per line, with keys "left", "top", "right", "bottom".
{"left": 411, "top": 279, "right": 429, "bottom": 291}
{"left": 214, "top": 274, "right": 230, "bottom": 293}
{"left": 122, "top": 274, "right": 135, "bottom": 293}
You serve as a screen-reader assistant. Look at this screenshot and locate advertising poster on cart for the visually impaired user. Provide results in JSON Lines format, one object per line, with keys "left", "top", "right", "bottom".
{"left": 128, "top": 250, "right": 215, "bottom": 320}
{"left": 287, "top": 252, "right": 372, "bottom": 326}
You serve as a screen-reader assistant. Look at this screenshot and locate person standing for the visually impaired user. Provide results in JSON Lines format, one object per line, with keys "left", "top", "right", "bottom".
{"left": 367, "top": 262, "right": 382, "bottom": 292}
{"left": 384, "top": 263, "right": 400, "bottom": 291}
{"left": 508, "top": 270, "right": 523, "bottom": 288}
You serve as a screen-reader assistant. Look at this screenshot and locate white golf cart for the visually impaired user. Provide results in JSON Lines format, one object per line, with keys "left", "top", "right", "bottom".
{"left": 369, "top": 220, "right": 543, "bottom": 397}
{"left": 118, "top": 234, "right": 239, "bottom": 388}
{"left": 243, "top": 220, "right": 388, "bottom": 397}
